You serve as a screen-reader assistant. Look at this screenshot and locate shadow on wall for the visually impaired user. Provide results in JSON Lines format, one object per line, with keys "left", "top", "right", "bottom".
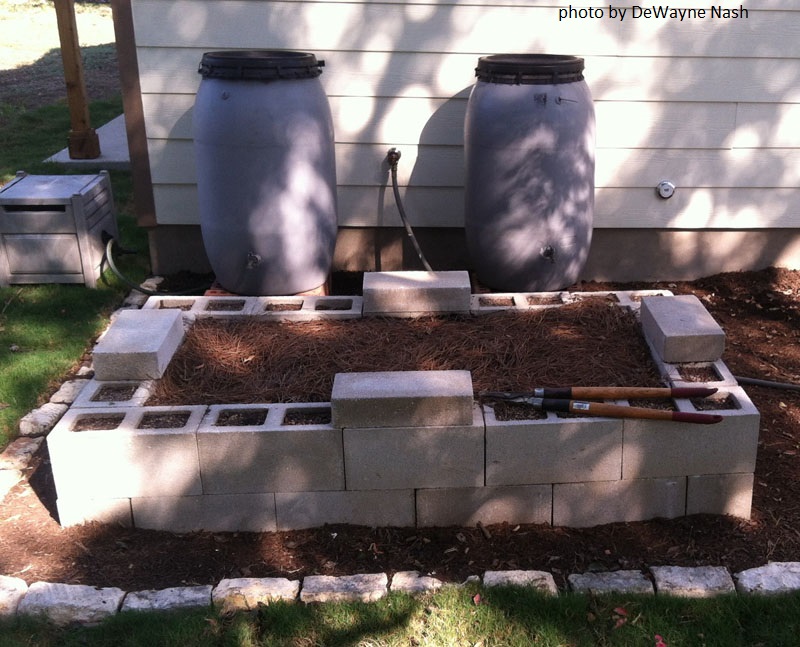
{"left": 149, "top": 3, "right": 800, "bottom": 279}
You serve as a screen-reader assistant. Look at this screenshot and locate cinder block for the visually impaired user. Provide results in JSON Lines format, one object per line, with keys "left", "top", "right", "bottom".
{"left": 56, "top": 497, "right": 133, "bottom": 527}
{"left": 553, "top": 478, "right": 686, "bottom": 528}
{"left": 142, "top": 295, "right": 260, "bottom": 320}
{"left": 415, "top": 484, "right": 552, "bottom": 527}
{"left": 331, "top": 370, "right": 473, "bottom": 428}
{"left": 132, "top": 493, "right": 277, "bottom": 532}
{"left": 47, "top": 406, "right": 205, "bottom": 499}
{"left": 641, "top": 295, "right": 725, "bottom": 362}
{"left": 362, "top": 271, "right": 471, "bottom": 315}
{"left": 275, "top": 490, "right": 415, "bottom": 530}
{"left": 344, "top": 406, "right": 484, "bottom": 490}
{"left": 92, "top": 309, "right": 185, "bottom": 380}
{"left": 485, "top": 407, "right": 622, "bottom": 486}
{"left": 657, "top": 357, "right": 738, "bottom": 388}
{"left": 254, "top": 295, "right": 363, "bottom": 321}
{"left": 198, "top": 403, "right": 344, "bottom": 494}
{"left": 622, "top": 387, "right": 760, "bottom": 479}
{"left": 687, "top": 473, "right": 754, "bottom": 518}
{"left": 71, "top": 379, "right": 154, "bottom": 408}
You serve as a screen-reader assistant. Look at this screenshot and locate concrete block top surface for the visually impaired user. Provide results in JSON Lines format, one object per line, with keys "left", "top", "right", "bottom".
{"left": 333, "top": 370, "right": 473, "bottom": 400}
{"left": 363, "top": 271, "right": 471, "bottom": 290}
{"left": 641, "top": 294, "right": 725, "bottom": 361}
{"left": 363, "top": 270, "right": 471, "bottom": 313}
{"left": 94, "top": 309, "right": 183, "bottom": 354}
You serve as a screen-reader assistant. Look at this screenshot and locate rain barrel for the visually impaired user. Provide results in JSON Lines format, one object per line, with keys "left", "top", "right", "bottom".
{"left": 193, "top": 50, "right": 337, "bottom": 295}
{"left": 464, "top": 54, "right": 594, "bottom": 292}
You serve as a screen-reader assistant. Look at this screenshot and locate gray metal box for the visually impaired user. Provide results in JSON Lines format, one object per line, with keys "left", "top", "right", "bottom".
{"left": 0, "top": 172, "right": 117, "bottom": 288}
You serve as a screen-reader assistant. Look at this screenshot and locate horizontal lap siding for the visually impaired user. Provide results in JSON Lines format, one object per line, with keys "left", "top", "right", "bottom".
{"left": 131, "top": 1, "right": 800, "bottom": 230}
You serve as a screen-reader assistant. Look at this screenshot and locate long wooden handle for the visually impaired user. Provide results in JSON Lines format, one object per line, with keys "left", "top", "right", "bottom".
{"left": 562, "top": 400, "right": 723, "bottom": 424}
{"left": 560, "top": 386, "right": 718, "bottom": 400}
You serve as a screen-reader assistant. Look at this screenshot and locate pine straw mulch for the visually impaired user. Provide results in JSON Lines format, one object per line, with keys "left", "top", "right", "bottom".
{"left": 3, "top": 268, "right": 800, "bottom": 592}
{"left": 147, "top": 299, "right": 663, "bottom": 407}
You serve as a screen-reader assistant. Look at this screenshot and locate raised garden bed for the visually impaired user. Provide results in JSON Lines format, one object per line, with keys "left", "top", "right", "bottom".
{"left": 46, "top": 273, "right": 760, "bottom": 533}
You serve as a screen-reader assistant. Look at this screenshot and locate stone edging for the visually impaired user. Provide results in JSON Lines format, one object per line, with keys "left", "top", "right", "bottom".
{"left": 2, "top": 564, "right": 800, "bottom": 626}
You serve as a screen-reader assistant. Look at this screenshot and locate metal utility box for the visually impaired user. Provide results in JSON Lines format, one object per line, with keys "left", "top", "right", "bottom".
{"left": 0, "top": 172, "right": 117, "bottom": 288}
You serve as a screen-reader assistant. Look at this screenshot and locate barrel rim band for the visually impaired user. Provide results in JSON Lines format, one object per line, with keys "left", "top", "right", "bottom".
{"left": 475, "top": 54, "right": 585, "bottom": 85}
{"left": 198, "top": 50, "right": 324, "bottom": 80}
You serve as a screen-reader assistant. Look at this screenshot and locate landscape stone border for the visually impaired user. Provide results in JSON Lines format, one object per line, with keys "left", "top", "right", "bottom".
{"left": 2, "top": 564, "right": 800, "bottom": 625}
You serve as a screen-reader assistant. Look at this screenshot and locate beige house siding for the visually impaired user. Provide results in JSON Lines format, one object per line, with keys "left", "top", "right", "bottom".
{"left": 130, "top": 0, "right": 800, "bottom": 272}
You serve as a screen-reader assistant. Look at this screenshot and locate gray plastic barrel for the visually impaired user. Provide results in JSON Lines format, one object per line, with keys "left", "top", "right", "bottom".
{"left": 193, "top": 50, "right": 337, "bottom": 295}
{"left": 464, "top": 54, "right": 594, "bottom": 292}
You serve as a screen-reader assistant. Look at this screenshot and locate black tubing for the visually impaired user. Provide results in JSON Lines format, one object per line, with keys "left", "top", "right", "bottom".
{"left": 735, "top": 376, "right": 800, "bottom": 393}
{"left": 104, "top": 238, "right": 208, "bottom": 296}
{"left": 387, "top": 148, "right": 433, "bottom": 272}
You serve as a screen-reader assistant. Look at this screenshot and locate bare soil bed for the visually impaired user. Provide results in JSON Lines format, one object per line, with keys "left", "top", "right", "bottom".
{"left": 2, "top": 268, "right": 800, "bottom": 591}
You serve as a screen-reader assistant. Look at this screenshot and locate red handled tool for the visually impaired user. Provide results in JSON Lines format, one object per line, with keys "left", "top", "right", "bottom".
{"left": 481, "top": 386, "right": 723, "bottom": 424}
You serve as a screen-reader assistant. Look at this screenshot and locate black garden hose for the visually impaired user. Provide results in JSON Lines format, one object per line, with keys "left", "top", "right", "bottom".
{"left": 386, "top": 148, "right": 433, "bottom": 272}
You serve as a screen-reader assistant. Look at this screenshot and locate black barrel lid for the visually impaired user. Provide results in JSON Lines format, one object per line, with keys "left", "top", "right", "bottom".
{"left": 198, "top": 50, "right": 324, "bottom": 80}
{"left": 475, "top": 54, "right": 584, "bottom": 85}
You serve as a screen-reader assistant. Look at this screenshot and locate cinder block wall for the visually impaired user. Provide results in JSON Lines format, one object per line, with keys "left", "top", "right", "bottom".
{"left": 48, "top": 279, "right": 760, "bottom": 531}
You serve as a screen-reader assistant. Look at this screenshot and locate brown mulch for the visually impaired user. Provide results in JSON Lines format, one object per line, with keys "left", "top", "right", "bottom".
{"left": 147, "top": 300, "right": 663, "bottom": 406}
{"left": 2, "top": 268, "right": 800, "bottom": 591}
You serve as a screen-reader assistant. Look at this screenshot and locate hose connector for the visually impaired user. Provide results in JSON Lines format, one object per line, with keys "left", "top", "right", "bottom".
{"left": 386, "top": 147, "right": 401, "bottom": 170}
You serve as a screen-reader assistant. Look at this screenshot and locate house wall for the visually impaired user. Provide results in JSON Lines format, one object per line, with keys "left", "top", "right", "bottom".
{"left": 127, "top": 0, "right": 800, "bottom": 280}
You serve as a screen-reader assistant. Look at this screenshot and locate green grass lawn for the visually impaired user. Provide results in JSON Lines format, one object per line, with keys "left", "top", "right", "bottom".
{"left": 3, "top": 586, "right": 800, "bottom": 646}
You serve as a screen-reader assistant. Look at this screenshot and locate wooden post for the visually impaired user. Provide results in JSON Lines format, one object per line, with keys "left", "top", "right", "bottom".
{"left": 54, "top": 0, "right": 101, "bottom": 159}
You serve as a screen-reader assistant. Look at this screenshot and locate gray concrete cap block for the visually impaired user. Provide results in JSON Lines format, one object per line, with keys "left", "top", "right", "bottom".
{"left": 641, "top": 295, "right": 725, "bottom": 362}
{"left": 213, "top": 578, "right": 301, "bottom": 611}
{"left": 363, "top": 270, "right": 471, "bottom": 314}
{"left": 301, "top": 573, "right": 388, "bottom": 603}
{"left": 0, "top": 575, "right": 28, "bottom": 617}
{"left": 332, "top": 370, "right": 473, "bottom": 428}
{"left": 734, "top": 562, "right": 800, "bottom": 595}
{"left": 92, "top": 309, "right": 185, "bottom": 380}
{"left": 121, "top": 586, "right": 213, "bottom": 612}
{"left": 18, "top": 582, "right": 125, "bottom": 626}
{"left": 650, "top": 565, "right": 735, "bottom": 597}
{"left": 483, "top": 571, "right": 558, "bottom": 595}
{"left": 568, "top": 570, "right": 654, "bottom": 595}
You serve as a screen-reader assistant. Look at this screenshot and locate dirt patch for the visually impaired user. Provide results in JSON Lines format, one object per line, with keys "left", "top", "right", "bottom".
{"left": 2, "top": 268, "right": 800, "bottom": 592}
